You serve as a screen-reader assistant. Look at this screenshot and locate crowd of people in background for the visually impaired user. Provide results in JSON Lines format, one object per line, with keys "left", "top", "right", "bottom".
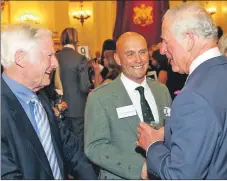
{"left": 1, "top": 2, "right": 227, "bottom": 180}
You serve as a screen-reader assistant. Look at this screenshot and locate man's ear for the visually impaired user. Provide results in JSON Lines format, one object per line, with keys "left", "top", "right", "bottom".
{"left": 114, "top": 53, "right": 121, "bottom": 66}
{"left": 186, "top": 32, "right": 195, "bottom": 52}
{"left": 15, "top": 50, "right": 26, "bottom": 68}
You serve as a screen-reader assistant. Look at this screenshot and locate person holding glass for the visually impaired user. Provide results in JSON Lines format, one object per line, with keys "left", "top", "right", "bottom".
{"left": 137, "top": 3, "right": 227, "bottom": 179}
{"left": 84, "top": 32, "right": 172, "bottom": 180}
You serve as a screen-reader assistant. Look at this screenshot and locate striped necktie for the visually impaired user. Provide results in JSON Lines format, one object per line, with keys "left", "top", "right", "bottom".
{"left": 31, "top": 98, "right": 62, "bottom": 179}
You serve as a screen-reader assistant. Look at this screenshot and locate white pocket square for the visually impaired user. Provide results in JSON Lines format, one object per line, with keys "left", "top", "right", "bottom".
{"left": 163, "top": 107, "right": 171, "bottom": 117}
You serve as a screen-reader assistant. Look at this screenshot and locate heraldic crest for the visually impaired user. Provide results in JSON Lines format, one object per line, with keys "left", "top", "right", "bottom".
{"left": 133, "top": 4, "right": 153, "bottom": 27}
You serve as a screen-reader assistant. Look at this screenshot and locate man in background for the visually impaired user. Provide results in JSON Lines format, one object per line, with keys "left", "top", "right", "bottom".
{"left": 56, "top": 27, "right": 91, "bottom": 146}
{"left": 137, "top": 3, "right": 227, "bottom": 179}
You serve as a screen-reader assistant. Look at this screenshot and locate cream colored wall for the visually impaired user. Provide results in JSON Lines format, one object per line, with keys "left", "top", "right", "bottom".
{"left": 1, "top": 1, "right": 226, "bottom": 56}
{"left": 68, "top": 1, "right": 94, "bottom": 55}
{"left": 1, "top": 2, "right": 10, "bottom": 29}
{"left": 53, "top": 1, "right": 69, "bottom": 36}
{"left": 92, "top": 1, "right": 117, "bottom": 55}
{"left": 0, "top": 1, "right": 115, "bottom": 57}
{"left": 67, "top": 1, "right": 116, "bottom": 57}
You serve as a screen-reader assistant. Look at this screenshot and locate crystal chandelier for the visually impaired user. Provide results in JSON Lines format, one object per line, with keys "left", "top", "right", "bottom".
{"left": 72, "top": 0, "right": 91, "bottom": 26}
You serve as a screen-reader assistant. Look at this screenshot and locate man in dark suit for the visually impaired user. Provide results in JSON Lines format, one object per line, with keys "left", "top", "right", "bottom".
{"left": 137, "top": 3, "right": 227, "bottom": 179}
{"left": 1, "top": 23, "right": 97, "bottom": 179}
{"left": 56, "top": 28, "right": 91, "bottom": 145}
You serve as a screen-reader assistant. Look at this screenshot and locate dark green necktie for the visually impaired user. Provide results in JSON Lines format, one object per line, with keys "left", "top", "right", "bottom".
{"left": 136, "top": 86, "right": 155, "bottom": 124}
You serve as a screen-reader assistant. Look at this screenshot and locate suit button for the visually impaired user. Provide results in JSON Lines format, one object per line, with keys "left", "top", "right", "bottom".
{"left": 117, "top": 162, "right": 121, "bottom": 166}
{"left": 104, "top": 176, "right": 107, "bottom": 179}
{"left": 105, "top": 156, "right": 109, "bottom": 159}
{"left": 128, "top": 165, "right": 131, "bottom": 170}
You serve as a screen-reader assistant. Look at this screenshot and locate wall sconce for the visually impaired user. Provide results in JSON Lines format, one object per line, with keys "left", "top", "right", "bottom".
{"left": 18, "top": 12, "right": 40, "bottom": 24}
{"left": 204, "top": 2, "right": 216, "bottom": 16}
{"left": 72, "top": 0, "right": 91, "bottom": 26}
{"left": 206, "top": 7, "right": 217, "bottom": 15}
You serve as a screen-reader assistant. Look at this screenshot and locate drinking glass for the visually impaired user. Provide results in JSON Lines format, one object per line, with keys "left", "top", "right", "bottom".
{"left": 149, "top": 122, "right": 163, "bottom": 130}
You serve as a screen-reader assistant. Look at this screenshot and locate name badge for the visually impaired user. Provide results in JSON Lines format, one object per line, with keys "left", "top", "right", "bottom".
{"left": 116, "top": 105, "right": 137, "bottom": 119}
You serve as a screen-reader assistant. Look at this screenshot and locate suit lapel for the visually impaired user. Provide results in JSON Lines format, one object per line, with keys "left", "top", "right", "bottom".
{"left": 2, "top": 79, "right": 64, "bottom": 178}
{"left": 2, "top": 85, "right": 54, "bottom": 177}
{"left": 111, "top": 77, "right": 140, "bottom": 137}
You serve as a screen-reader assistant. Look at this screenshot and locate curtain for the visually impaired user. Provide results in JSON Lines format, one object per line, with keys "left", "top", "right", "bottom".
{"left": 112, "top": 0, "right": 169, "bottom": 47}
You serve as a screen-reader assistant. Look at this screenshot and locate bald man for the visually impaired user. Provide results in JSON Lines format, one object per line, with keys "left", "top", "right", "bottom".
{"left": 84, "top": 32, "right": 172, "bottom": 179}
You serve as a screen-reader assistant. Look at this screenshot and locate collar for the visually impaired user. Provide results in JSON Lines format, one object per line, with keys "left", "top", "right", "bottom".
{"left": 63, "top": 44, "right": 75, "bottom": 50}
{"left": 120, "top": 73, "right": 148, "bottom": 93}
{"left": 2, "top": 73, "right": 38, "bottom": 104}
{"left": 189, "top": 47, "right": 221, "bottom": 75}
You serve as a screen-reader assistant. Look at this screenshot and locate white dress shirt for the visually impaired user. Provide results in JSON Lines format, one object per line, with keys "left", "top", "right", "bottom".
{"left": 64, "top": 44, "right": 75, "bottom": 50}
{"left": 120, "top": 73, "right": 159, "bottom": 123}
{"left": 189, "top": 47, "right": 221, "bottom": 75}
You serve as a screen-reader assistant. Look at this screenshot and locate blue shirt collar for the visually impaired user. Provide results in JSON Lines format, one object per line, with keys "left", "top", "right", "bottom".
{"left": 2, "top": 73, "right": 38, "bottom": 104}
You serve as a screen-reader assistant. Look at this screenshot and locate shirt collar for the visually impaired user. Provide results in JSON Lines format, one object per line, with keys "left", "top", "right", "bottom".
{"left": 64, "top": 44, "right": 75, "bottom": 50}
{"left": 189, "top": 47, "right": 221, "bottom": 75}
{"left": 2, "top": 73, "right": 38, "bottom": 104}
{"left": 120, "top": 73, "right": 148, "bottom": 93}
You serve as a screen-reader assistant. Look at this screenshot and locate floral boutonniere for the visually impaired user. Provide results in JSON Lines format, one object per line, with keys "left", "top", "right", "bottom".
{"left": 174, "top": 90, "right": 181, "bottom": 95}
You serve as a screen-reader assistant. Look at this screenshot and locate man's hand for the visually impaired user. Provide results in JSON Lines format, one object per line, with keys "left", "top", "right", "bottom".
{"left": 141, "top": 161, "right": 148, "bottom": 180}
{"left": 137, "top": 122, "right": 164, "bottom": 151}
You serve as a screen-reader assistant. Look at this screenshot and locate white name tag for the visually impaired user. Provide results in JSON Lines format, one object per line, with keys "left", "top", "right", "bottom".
{"left": 116, "top": 105, "right": 137, "bottom": 119}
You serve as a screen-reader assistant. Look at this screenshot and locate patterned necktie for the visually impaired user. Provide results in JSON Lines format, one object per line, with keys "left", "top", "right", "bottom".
{"left": 135, "top": 86, "right": 155, "bottom": 124}
{"left": 31, "top": 99, "right": 62, "bottom": 180}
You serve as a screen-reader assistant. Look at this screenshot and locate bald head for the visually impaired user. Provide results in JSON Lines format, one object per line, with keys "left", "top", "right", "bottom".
{"left": 114, "top": 32, "right": 149, "bottom": 84}
{"left": 116, "top": 32, "right": 147, "bottom": 53}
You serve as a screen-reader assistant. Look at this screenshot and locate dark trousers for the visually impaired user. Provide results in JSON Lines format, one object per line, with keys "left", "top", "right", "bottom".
{"left": 64, "top": 117, "right": 84, "bottom": 147}
{"left": 63, "top": 116, "right": 100, "bottom": 178}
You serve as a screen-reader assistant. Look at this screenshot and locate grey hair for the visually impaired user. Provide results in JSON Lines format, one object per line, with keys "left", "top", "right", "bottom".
{"left": 163, "top": 3, "right": 217, "bottom": 43}
{"left": 218, "top": 34, "right": 227, "bottom": 55}
{"left": 1, "top": 23, "right": 52, "bottom": 68}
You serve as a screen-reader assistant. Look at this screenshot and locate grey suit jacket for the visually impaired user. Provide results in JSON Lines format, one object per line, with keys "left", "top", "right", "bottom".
{"left": 147, "top": 56, "right": 227, "bottom": 179}
{"left": 56, "top": 47, "right": 91, "bottom": 118}
{"left": 84, "top": 76, "right": 172, "bottom": 179}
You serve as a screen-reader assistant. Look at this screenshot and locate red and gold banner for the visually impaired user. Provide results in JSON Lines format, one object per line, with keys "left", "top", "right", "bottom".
{"left": 113, "top": 1, "right": 169, "bottom": 47}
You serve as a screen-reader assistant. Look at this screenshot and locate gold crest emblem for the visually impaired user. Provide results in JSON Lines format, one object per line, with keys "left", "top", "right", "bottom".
{"left": 133, "top": 4, "right": 153, "bottom": 27}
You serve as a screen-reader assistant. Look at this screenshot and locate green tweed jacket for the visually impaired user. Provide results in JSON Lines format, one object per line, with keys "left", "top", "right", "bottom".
{"left": 84, "top": 76, "right": 172, "bottom": 179}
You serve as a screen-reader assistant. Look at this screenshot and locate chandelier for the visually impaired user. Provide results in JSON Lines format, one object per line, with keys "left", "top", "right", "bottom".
{"left": 72, "top": 0, "right": 91, "bottom": 26}
{"left": 205, "top": 2, "right": 216, "bottom": 16}
{"left": 19, "top": 12, "right": 40, "bottom": 24}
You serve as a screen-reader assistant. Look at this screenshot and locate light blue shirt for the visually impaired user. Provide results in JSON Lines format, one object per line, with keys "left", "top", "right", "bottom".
{"left": 2, "top": 73, "right": 40, "bottom": 136}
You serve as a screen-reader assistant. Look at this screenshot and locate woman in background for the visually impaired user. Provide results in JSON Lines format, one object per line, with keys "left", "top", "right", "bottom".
{"left": 92, "top": 50, "right": 121, "bottom": 87}
{"left": 99, "top": 39, "right": 116, "bottom": 78}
